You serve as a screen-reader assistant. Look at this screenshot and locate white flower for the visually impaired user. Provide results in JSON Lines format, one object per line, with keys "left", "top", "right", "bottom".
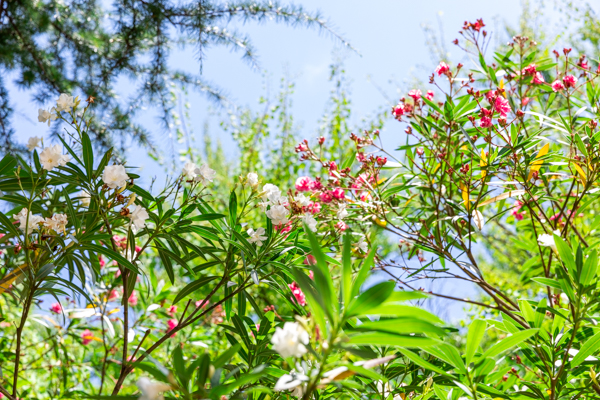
{"left": 129, "top": 205, "right": 149, "bottom": 232}
{"left": 136, "top": 377, "right": 171, "bottom": 400}
{"left": 301, "top": 214, "right": 317, "bottom": 232}
{"left": 538, "top": 229, "right": 560, "bottom": 251}
{"left": 14, "top": 208, "right": 43, "bottom": 234}
{"left": 266, "top": 204, "right": 290, "bottom": 226}
{"left": 355, "top": 237, "right": 368, "bottom": 253}
{"left": 247, "top": 227, "right": 267, "bottom": 247}
{"left": 80, "top": 191, "right": 91, "bottom": 207}
{"left": 337, "top": 203, "right": 348, "bottom": 220}
{"left": 39, "top": 144, "right": 70, "bottom": 171}
{"left": 268, "top": 191, "right": 286, "bottom": 206}
{"left": 102, "top": 165, "right": 129, "bottom": 189}
{"left": 37, "top": 109, "right": 58, "bottom": 126}
{"left": 274, "top": 370, "right": 309, "bottom": 396}
{"left": 472, "top": 210, "right": 485, "bottom": 231}
{"left": 27, "top": 136, "right": 42, "bottom": 151}
{"left": 182, "top": 162, "right": 198, "bottom": 180}
{"left": 262, "top": 183, "right": 281, "bottom": 201}
{"left": 196, "top": 164, "right": 216, "bottom": 183}
{"left": 258, "top": 202, "right": 269, "bottom": 212}
{"left": 296, "top": 193, "right": 310, "bottom": 207}
{"left": 271, "top": 321, "right": 309, "bottom": 358}
{"left": 43, "top": 214, "right": 68, "bottom": 233}
{"left": 56, "top": 93, "right": 75, "bottom": 112}
{"left": 246, "top": 172, "right": 259, "bottom": 188}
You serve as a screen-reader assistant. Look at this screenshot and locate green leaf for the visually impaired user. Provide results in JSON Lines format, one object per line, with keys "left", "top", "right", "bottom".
{"left": 580, "top": 250, "right": 597, "bottom": 286}
{"left": 465, "top": 319, "right": 486, "bottom": 365}
{"left": 398, "top": 348, "right": 453, "bottom": 378}
{"left": 83, "top": 244, "right": 139, "bottom": 274}
{"left": 213, "top": 343, "right": 241, "bottom": 368}
{"left": 352, "top": 318, "right": 445, "bottom": 336}
{"left": 173, "top": 276, "right": 219, "bottom": 304}
{"left": 571, "top": 331, "right": 600, "bottom": 367}
{"left": 554, "top": 233, "right": 576, "bottom": 273}
{"left": 229, "top": 190, "right": 238, "bottom": 226}
{"left": 341, "top": 233, "right": 352, "bottom": 307}
{"left": 82, "top": 132, "right": 94, "bottom": 178}
{"left": 304, "top": 228, "right": 337, "bottom": 319}
{"left": 0, "top": 154, "right": 18, "bottom": 177}
{"left": 351, "top": 250, "right": 375, "bottom": 298}
{"left": 346, "top": 281, "right": 395, "bottom": 317}
{"left": 348, "top": 332, "right": 436, "bottom": 347}
{"left": 479, "top": 329, "right": 539, "bottom": 359}
{"left": 531, "top": 277, "right": 562, "bottom": 290}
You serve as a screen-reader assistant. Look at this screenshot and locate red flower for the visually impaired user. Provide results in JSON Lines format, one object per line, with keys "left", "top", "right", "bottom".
{"left": 408, "top": 89, "right": 422, "bottom": 100}
{"left": 532, "top": 72, "right": 545, "bottom": 84}
{"left": 494, "top": 96, "right": 511, "bottom": 117}
{"left": 81, "top": 329, "right": 93, "bottom": 345}
{"left": 295, "top": 176, "right": 312, "bottom": 192}
{"left": 563, "top": 74, "right": 577, "bottom": 88}
{"left": 288, "top": 282, "right": 306, "bottom": 306}
{"left": 435, "top": 62, "right": 450, "bottom": 76}
{"left": 392, "top": 103, "right": 405, "bottom": 120}
{"left": 551, "top": 80, "right": 565, "bottom": 92}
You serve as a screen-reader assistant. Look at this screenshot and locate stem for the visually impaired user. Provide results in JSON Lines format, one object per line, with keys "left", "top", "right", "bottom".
{"left": 12, "top": 284, "right": 36, "bottom": 397}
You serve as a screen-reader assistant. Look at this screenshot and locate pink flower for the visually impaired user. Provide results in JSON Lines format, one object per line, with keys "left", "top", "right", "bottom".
{"left": 303, "top": 255, "right": 316, "bottom": 265}
{"left": 522, "top": 97, "right": 530, "bottom": 106}
{"left": 426, "top": 90, "right": 434, "bottom": 101}
{"left": 408, "top": 89, "right": 422, "bottom": 100}
{"left": 331, "top": 188, "right": 345, "bottom": 200}
{"left": 563, "top": 74, "right": 577, "bottom": 88}
{"left": 167, "top": 318, "right": 178, "bottom": 337}
{"left": 392, "top": 103, "right": 405, "bottom": 119}
{"left": 167, "top": 305, "right": 177, "bottom": 317}
{"left": 81, "top": 329, "right": 93, "bottom": 345}
{"left": 319, "top": 191, "right": 333, "bottom": 203}
{"left": 304, "top": 201, "right": 321, "bottom": 214}
{"left": 309, "top": 180, "right": 323, "bottom": 191}
{"left": 98, "top": 255, "right": 105, "bottom": 268}
{"left": 523, "top": 64, "right": 537, "bottom": 75}
{"left": 195, "top": 299, "right": 208, "bottom": 308}
{"left": 295, "top": 176, "right": 312, "bottom": 192}
{"left": 359, "top": 191, "right": 371, "bottom": 202}
{"left": 480, "top": 116, "right": 493, "bottom": 128}
{"left": 512, "top": 210, "right": 524, "bottom": 221}
{"left": 550, "top": 213, "right": 562, "bottom": 223}
{"left": 533, "top": 72, "right": 545, "bottom": 84}
{"left": 494, "top": 96, "right": 511, "bottom": 117}
{"left": 309, "top": 270, "right": 314, "bottom": 280}
{"left": 288, "top": 282, "right": 306, "bottom": 306}
{"left": 275, "top": 221, "right": 292, "bottom": 235}
{"left": 135, "top": 245, "right": 142, "bottom": 253}
{"left": 435, "top": 62, "right": 450, "bottom": 76}
{"left": 128, "top": 291, "right": 138, "bottom": 307}
{"left": 50, "top": 303, "right": 62, "bottom": 314}
{"left": 336, "top": 221, "right": 349, "bottom": 231}
{"left": 551, "top": 80, "right": 565, "bottom": 92}
{"left": 108, "top": 288, "right": 120, "bottom": 301}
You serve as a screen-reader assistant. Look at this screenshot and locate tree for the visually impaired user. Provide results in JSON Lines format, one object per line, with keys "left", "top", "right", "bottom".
{"left": 0, "top": 0, "right": 350, "bottom": 155}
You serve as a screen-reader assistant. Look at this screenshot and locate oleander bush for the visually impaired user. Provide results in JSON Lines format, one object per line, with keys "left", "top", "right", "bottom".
{"left": 4, "top": 15, "right": 600, "bottom": 400}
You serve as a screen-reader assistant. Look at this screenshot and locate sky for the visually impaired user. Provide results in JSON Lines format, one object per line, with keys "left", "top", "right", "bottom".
{"left": 7, "top": 0, "right": 590, "bottom": 320}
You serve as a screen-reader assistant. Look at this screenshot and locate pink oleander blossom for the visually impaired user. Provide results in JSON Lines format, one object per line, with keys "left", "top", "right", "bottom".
{"left": 295, "top": 176, "right": 312, "bottom": 192}
{"left": 303, "top": 255, "right": 316, "bottom": 265}
{"left": 309, "top": 180, "right": 323, "bottom": 191}
{"left": 50, "top": 303, "right": 62, "bottom": 314}
{"left": 331, "top": 187, "right": 345, "bottom": 200}
{"left": 435, "top": 62, "right": 449, "bottom": 76}
{"left": 533, "top": 72, "right": 545, "bottom": 84}
{"left": 167, "top": 305, "right": 177, "bottom": 317}
{"left": 551, "top": 80, "right": 565, "bottom": 92}
{"left": 563, "top": 74, "right": 577, "bottom": 88}
{"left": 336, "top": 221, "right": 349, "bottom": 231}
{"left": 523, "top": 64, "right": 537, "bottom": 75}
{"left": 319, "top": 191, "right": 333, "bottom": 203}
{"left": 288, "top": 282, "right": 306, "bottom": 306}
{"left": 480, "top": 116, "right": 493, "bottom": 128}
{"left": 167, "top": 319, "right": 178, "bottom": 337}
{"left": 392, "top": 103, "right": 405, "bottom": 119}
{"left": 408, "top": 89, "right": 422, "bottom": 100}
{"left": 128, "top": 291, "right": 138, "bottom": 306}
{"left": 494, "top": 96, "right": 511, "bottom": 117}
{"left": 426, "top": 90, "right": 434, "bottom": 101}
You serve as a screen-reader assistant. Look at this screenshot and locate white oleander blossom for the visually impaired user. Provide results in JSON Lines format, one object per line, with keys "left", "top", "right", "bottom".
{"left": 37, "top": 108, "right": 58, "bottom": 126}
{"left": 266, "top": 204, "right": 290, "bottom": 226}
{"left": 295, "top": 193, "right": 310, "bottom": 207}
{"left": 538, "top": 229, "right": 560, "bottom": 251}
{"left": 56, "top": 93, "right": 75, "bottom": 112}
{"left": 271, "top": 321, "right": 309, "bottom": 358}
{"left": 181, "top": 162, "right": 198, "bottom": 180}
{"left": 355, "top": 237, "right": 368, "bottom": 253}
{"left": 197, "top": 164, "right": 216, "bottom": 183}
{"left": 79, "top": 191, "right": 91, "bottom": 207}
{"left": 136, "top": 377, "right": 171, "bottom": 400}
{"left": 247, "top": 227, "right": 267, "bottom": 247}
{"left": 301, "top": 214, "right": 317, "bottom": 232}
{"left": 14, "top": 208, "right": 43, "bottom": 234}
{"left": 261, "top": 184, "right": 281, "bottom": 201}
{"left": 102, "top": 165, "right": 129, "bottom": 189}
{"left": 274, "top": 370, "right": 309, "bottom": 396}
{"left": 43, "top": 214, "right": 68, "bottom": 233}
{"left": 39, "top": 145, "right": 71, "bottom": 171}
{"left": 337, "top": 203, "right": 348, "bottom": 220}
{"left": 246, "top": 172, "right": 259, "bottom": 188}
{"left": 27, "top": 136, "right": 42, "bottom": 151}
{"left": 129, "top": 205, "right": 149, "bottom": 232}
